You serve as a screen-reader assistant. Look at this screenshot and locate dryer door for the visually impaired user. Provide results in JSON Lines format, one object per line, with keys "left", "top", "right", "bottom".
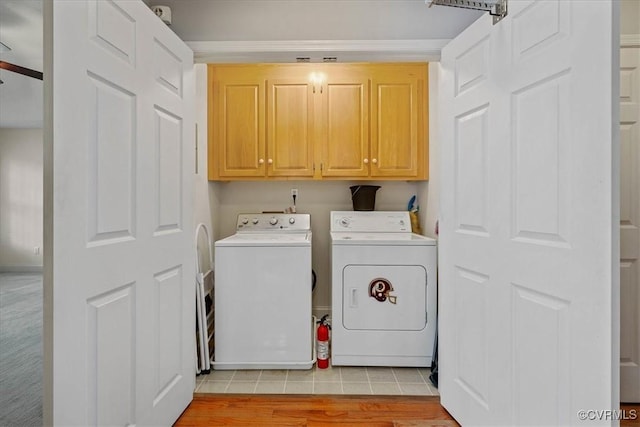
{"left": 342, "top": 265, "right": 427, "bottom": 331}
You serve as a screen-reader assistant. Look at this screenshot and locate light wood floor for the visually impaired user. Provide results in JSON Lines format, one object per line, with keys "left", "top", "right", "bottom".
{"left": 622, "top": 404, "right": 640, "bottom": 426}
{"left": 174, "top": 396, "right": 640, "bottom": 427}
{"left": 174, "top": 394, "right": 458, "bottom": 426}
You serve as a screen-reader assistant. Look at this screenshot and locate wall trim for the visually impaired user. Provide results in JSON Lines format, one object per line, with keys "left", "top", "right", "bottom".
{"left": 188, "top": 39, "right": 450, "bottom": 63}
{"left": 621, "top": 34, "right": 640, "bottom": 47}
{"left": 190, "top": 34, "right": 640, "bottom": 62}
{"left": 1, "top": 266, "right": 43, "bottom": 273}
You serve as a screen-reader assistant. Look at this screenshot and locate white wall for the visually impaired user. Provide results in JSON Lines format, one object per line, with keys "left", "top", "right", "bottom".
{"left": 194, "top": 64, "right": 220, "bottom": 272}
{"left": 421, "top": 62, "right": 441, "bottom": 241}
{"left": 0, "top": 128, "right": 43, "bottom": 271}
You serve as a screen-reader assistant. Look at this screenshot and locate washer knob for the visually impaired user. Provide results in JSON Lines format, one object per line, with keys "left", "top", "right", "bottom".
{"left": 252, "top": 218, "right": 259, "bottom": 224}
{"left": 269, "top": 217, "right": 278, "bottom": 225}
{"left": 289, "top": 217, "right": 296, "bottom": 224}
{"left": 340, "top": 217, "right": 350, "bottom": 227}
{"left": 241, "top": 218, "right": 249, "bottom": 225}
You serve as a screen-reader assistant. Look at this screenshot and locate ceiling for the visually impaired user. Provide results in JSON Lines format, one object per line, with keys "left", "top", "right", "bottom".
{"left": 0, "top": 0, "right": 484, "bottom": 129}
{"left": 157, "top": 0, "right": 482, "bottom": 50}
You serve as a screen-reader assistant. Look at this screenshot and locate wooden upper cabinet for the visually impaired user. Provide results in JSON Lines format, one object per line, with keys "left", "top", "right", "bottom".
{"left": 267, "top": 78, "right": 315, "bottom": 177}
{"left": 319, "top": 72, "right": 370, "bottom": 178}
{"left": 208, "top": 65, "right": 266, "bottom": 179}
{"left": 370, "top": 64, "right": 427, "bottom": 179}
{"left": 208, "top": 63, "right": 428, "bottom": 181}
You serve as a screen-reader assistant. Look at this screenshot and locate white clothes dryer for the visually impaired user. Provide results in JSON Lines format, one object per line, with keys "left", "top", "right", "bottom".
{"left": 214, "top": 213, "right": 313, "bottom": 370}
{"left": 330, "top": 211, "right": 437, "bottom": 367}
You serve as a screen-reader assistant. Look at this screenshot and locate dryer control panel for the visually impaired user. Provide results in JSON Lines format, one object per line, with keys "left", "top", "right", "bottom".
{"left": 330, "top": 211, "right": 411, "bottom": 233}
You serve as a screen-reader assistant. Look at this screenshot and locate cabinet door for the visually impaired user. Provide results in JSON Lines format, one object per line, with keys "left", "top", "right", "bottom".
{"left": 370, "top": 66, "right": 426, "bottom": 179}
{"left": 320, "top": 75, "right": 370, "bottom": 177}
{"left": 209, "top": 67, "right": 266, "bottom": 178}
{"left": 267, "top": 78, "right": 315, "bottom": 177}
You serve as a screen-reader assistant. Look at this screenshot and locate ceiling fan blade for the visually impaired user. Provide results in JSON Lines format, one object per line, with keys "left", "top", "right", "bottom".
{"left": 0, "top": 61, "right": 43, "bottom": 80}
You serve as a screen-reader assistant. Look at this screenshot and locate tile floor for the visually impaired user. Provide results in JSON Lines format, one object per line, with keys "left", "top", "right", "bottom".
{"left": 195, "top": 365, "right": 439, "bottom": 396}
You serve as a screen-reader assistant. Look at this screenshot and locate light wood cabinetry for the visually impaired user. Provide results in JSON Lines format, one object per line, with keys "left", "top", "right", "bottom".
{"left": 208, "top": 63, "right": 428, "bottom": 181}
{"left": 208, "top": 66, "right": 266, "bottom": 179}
{"left": 267, "top": 78, "right": 315, "bottom": 177}
{"left": 319, "top": 70, "right": 370, "bottom": 178}
{"left": 370, "top": 65, "right": 425, "bottom": 178}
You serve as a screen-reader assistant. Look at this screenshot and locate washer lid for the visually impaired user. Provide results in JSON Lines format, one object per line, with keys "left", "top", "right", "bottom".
{"left": 331, "top": 232, "right": 436, "bottom": 246}
{"left": 215, "top": 232, "right": 312, "bottom": 247}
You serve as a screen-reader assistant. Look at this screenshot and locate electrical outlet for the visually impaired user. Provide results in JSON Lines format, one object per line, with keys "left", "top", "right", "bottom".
{"left": 291, "top": 188, "right": 298, "bottom": 198}
{"left": 34, "top": 246, "right": 40, "bottom": 255}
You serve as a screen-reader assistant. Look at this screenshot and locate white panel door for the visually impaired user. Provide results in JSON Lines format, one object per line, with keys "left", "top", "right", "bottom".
{"left": 43, "top": 1, "right": 195, "bottom": 425}
{"left": 620, "top": 43, "right": 640, "bottom": 403}
{"left": 439, "top": 1, "right": 619, "bottom": 425}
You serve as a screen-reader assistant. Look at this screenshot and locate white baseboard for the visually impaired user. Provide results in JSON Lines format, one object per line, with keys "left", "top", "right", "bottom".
{"left": 0, "top": 266, "right": 43, "bottom": 273}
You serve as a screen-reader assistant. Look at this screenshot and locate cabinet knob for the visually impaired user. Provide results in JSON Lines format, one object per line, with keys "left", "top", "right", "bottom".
{"left": 268, "top": 158, "right": 273, "bottom": 165}
{"left": 363, "top": 158, "right": 369, "bottom": 164}
{"left": 259, "top": 158, "right": 264, "bottom": 164}
{"left": 372, "top": 158, "right": 378, "bottom": 164}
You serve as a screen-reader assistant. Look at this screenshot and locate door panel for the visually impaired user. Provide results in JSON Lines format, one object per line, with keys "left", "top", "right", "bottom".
{"left": 620, "top": 43, "right": 640, "bottom": 403}
{"left": 213, "top": 76, "right": 266, "bottom": 178}
{"left": 86, "top": 73, "right": 136, "bottom": 245}
{"left": 45, "top": 1, "right": 195, "bottom": 425}
{"left": 321, "top": 77, "right": 370, "bottom": 177}
{"left": 267, "top": 79, "right": 315, "bottom": 177}
{"left": 87, "top": 286, "right": 135, "bottom": 426}
{"left": 439, "top": 1, "right": 618, "bottom": 425}
{"left": 371, "top": 77, "right": 420, "bottom": 177}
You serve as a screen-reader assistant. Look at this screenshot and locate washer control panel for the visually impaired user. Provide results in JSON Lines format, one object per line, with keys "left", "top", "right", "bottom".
{"left": 236, "top": 213, "right": 311, "bottom": 232}
{"left": 330, "top": 211, "right": 410, "bottom": 233}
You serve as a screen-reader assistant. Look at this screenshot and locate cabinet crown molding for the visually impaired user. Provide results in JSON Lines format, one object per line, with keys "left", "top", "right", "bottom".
{"left": 189, "top": 39, "right": 449, "bottom": 63}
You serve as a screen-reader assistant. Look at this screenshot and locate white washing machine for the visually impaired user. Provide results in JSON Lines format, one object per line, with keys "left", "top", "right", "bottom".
{"left": 214, "top": 213, "right": 313, "bottom": 370}
{"left": 330, "top": 211, "right": 437, "bottom": 367}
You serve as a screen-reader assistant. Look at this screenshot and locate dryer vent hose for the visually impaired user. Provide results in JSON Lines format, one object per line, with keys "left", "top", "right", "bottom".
{"left": 312, "top": 270, "right": 317, "bottom": 292}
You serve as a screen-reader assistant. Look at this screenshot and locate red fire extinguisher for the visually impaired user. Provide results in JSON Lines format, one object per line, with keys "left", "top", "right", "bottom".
{"left": 316, "top": 315, "right": 331, "bottom": 369}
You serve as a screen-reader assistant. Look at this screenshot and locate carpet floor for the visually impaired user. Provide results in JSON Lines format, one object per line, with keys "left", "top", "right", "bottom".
{"left": 0, "top": 273, "right": 43, "bottom": 427}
